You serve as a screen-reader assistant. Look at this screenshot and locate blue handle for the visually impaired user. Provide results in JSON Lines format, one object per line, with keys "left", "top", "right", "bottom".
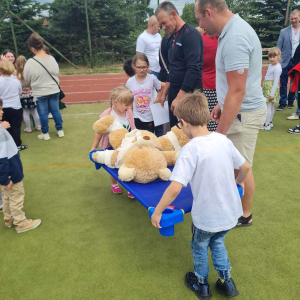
{"left": 237, "top": 184, "right": 243, "bottom": 198}
{"left": 149, "top": 207, "right": 184, "bottom": 237}
{"left": 89, "top": 150, "right": 102, "bottom": 170}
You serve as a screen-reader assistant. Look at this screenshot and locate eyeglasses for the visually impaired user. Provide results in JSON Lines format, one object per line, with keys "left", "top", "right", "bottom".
{"left": 176, "top": 120, "right": 182, "bottom": 129}
{"left": 135, "top": 66, "right": 148, "bottom": 70}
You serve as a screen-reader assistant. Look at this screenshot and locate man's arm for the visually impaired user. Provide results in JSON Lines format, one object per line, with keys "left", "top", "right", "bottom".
{"left": 277, "top": 29, "right": 284, "bottom": 51}
{"left": 216, "top": 69, "right": 248, "bottom": 134}
{"left": 151, "top": 181, "right": 183, "bottom": 228}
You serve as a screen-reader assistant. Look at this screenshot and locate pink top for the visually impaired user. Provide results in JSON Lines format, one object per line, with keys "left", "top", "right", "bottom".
{"left": 201, "top": 34, "right": 218, "bottom": 90}
{"left": 99, "top": 107, "right": 136, "bottom": 149}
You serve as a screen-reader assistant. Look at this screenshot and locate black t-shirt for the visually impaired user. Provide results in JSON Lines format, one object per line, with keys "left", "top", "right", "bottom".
{"left": 167, "top": 23, "right": 203, "bottom": 92}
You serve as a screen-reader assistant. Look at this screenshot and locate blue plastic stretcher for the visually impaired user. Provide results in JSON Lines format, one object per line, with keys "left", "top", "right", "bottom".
{"left": 89, "top": 150, "right": 243, "bottom": 237}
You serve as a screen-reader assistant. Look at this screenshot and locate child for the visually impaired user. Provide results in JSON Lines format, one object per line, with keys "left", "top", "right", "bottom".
{"left": 151, "top": 91, "right": 250, "bottom": 299}
{"left": 0, "top": 99, "right": 41, "bottom": 233}
{"left": 126, "top": 53, "right": 162, "bottom": 135}
{"left": 0, "top": 60, "right": 27, "bottom": 151}
{"left": 90, "top": 86, "right": 136, "bottom": 198}
{"left": 15, "top": 55, "right": 41, "bottom": 133}
{"left": 261, "top": 47, "right": 282, "bottom": 130}
{"left": 123, "top": 59, "right": 135, "bottom": 77}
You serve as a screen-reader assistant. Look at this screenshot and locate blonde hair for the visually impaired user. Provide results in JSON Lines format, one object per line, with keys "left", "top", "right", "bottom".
{"left": 110, "top": 86, "right": 133, "bottom": 107}
{"left": 268, "top": 47, "right": 281, "bottom": 58}
{"left": 15, "top": 55, "right": 27, "bottom": 82}
{"left": 174, "top": 90, "right": 211, "bottom": 126}
{"left": 0, "top": 60, "right": 15, "bottom": 75}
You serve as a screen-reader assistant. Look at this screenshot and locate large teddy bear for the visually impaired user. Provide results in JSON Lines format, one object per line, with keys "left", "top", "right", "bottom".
{"left": 91, "top": 115, "right": 182, "bottom": 183}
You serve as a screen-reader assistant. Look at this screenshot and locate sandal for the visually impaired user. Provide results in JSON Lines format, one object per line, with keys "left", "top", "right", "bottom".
{"left": 235, "top": 214, "right": 252, "bottom": 228}
{"left": 17, "top": 145, "right": 28, "bottom": 151}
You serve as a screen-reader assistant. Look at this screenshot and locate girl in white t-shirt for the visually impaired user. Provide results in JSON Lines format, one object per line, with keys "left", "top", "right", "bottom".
{"left": 90, "top": 86, "right": 136, "bottom": 198}
{"left": 262, "top": 47, "right": 282, "bottom": 130}
{"left": 126, "top": 53, "right": 161, "bottom": 133}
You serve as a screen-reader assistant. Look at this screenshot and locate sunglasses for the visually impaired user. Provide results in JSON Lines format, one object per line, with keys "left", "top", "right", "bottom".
{"left": 176, "top": 119, "right": 183, "bottom": 129}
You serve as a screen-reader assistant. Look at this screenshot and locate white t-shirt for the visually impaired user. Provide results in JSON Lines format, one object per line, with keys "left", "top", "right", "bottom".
{"left": 0, "top": 77, "right": 22, "bottom": 109}
{"left": 110, "top": 107, "right": 130, "bottom": 131}
{"left": 126, "top": 74, "right": 161, "bottom": 122}
{"left": 136, "top": 31, "right": 161, "bottom": 73}
{"left": 170, "top": 132, "right": 245, "bottom": 232}
{"left": 291, "top": 26, "right": 300, "bottom": 58}
{"left": 264, "top": 63, "right": 282, "bottom": 97}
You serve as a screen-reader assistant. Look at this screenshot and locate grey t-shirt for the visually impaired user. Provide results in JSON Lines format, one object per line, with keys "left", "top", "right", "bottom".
{"left": 216, "top": 14, "right": 265, "bottom": 112}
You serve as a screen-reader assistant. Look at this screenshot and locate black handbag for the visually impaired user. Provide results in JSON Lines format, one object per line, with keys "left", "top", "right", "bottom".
{"left": 32, "top": 58, "right": 65, "bottom": 100}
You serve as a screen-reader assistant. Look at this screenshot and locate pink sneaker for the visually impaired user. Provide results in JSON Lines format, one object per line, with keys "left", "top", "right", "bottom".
{"left": 127, "top": 192, "right": 135, "bottom": 199}
{"left": 111, "top": 184, "right": 122, "bottom": 194}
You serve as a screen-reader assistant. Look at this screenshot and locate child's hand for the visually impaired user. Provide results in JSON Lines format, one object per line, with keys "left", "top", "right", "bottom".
{"left": 0, "top": 121, "right": 11, "bottom": 129}
{"left": 90, "top": 147, "right": 97, "bottom": 152}
{"left": 5, "top": 180, "right": 13, "bottom": 190}
{"left": 151, "top": 210, "right": 162, "bottom": 228}
{"left": 268, "top": 96, "right": 274, "bottom": 101}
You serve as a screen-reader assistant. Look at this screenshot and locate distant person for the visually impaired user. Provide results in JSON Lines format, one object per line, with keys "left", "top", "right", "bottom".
{"left": 276, "top": 9, "right": 300, "bottom": 110}
{"left": 155, "top": 1, "right": 203, "bottom": 127}
{"left": 24, "top": 33, "right": 64, "bottom": 140}
{"left": 126, "top": 53, "right": 162, "bottom": 133}
{"left": 151, "top": 91, "right": 250, "bottom": 300}
{"left": 195, "top": 0, "right": 266, "bottom": 228}
{"left": 1, "top": 49, "right": 17, "bottom": 66}
{"left": 15, "top": 55, "right": 41, "bottom": 133}
{"left": 123, "top": 59, "right": 135, "bottom": 77}
{"left": 261, "top": 48, "right": 282, "bottom": 130}
{"left": 90, "top": 86, "right": 135, "bottom": 199}
{"left": 0, "top": 60, "right": 27, "bottom": 151}
{"left": 136, "top": 16, "right": 161, "bottom": 77}
{"left": 0, "top": 98, "right": 41, "bottom": 233}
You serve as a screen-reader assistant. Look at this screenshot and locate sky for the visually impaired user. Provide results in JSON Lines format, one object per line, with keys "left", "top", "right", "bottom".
{"left": 37, "top": 0, "right": 195, "bottom": 15}
{"left": 149, "top": 0, "right": 195, "bottom": 14}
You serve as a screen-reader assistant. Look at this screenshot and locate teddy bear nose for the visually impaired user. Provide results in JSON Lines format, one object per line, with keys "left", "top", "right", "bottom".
{"left": 143, "top": 136, "right": 150, "bottom": 140}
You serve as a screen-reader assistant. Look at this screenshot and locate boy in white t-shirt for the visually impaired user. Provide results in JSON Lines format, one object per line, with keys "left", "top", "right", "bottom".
{"left": 151, "top": 91, "right": 250, "bottom": 300}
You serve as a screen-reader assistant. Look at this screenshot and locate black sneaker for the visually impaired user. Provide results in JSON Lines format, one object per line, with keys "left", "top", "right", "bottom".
{"left": 185, "top": 272, "right": 212, "bottom": 300}
{"left": 288, "top": 104, "right": 295, "bottom": 109}
{"left": 288, "top": 125, "right": 300, "bottom": 134}
{"left": 216, "top": 278, "right": 239, "bottom": 298}
{"left": 17, "top": 145, "right": 28, "bottom": 151}
{"left": 276, "top": 104, "right": 286, "bottom": 111}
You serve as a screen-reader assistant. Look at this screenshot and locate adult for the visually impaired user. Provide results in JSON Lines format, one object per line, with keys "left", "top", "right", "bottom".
{"left": 195, "top": 0, "right": 266, "bottom": 227}
{"left": 198, "top": 27, "right": 218, "bottom": 131}
{"left": 1, "top": 49, "right": 17, "bottom": 66}
{"left": 155, "top": 1, "right": 203, "bottom": 127}
{"left": 276, "top": 10, "right": 300, "bottom": 111}
{"left": 136, "top": 16, "right": 161, "bottom": 77}
{"left": 24, "top": 33, "right": 64, "bottom": 141}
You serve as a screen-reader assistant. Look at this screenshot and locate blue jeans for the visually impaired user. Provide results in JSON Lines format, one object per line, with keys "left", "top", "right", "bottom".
{"left": 150, "top": 70, "right": 159, "bottom": 77}
{"left": 191, "top": 223, "right": 231, "bottom": 284}
{"left": 280, "top": 59, "right": 295, "bottom": 106}
{"left": 36, "top": 92, "right": 63, "bottom": 134}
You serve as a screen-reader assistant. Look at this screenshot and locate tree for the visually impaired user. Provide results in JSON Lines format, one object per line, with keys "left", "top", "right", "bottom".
{"left": 48, "top": 0, "right": 153, "bottom": 65}
{"left": 181, "top": 3, "right": 198, "bottom": 27}
{"left": 0, "top": 0, "right": 49, "bottom": 56}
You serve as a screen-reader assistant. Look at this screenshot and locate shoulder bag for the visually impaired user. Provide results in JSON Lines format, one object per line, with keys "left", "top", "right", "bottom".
{"left": 32, "top": 58, "right": 65, "bottom": 100}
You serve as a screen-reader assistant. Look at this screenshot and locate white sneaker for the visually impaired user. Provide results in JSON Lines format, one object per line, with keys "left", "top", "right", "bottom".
{"left": 48, "top": 113, "right": 53, "bottom": 119}
{"left": 38, "top": 133, "right": 50, "bottom": 140}
{"left": 287, "top": 113, "right": 299, "bottom": 120}
{"left": 262, "top": 125, "right": 271, "bottom": 131}
{"left": 57, "top": 130, "right": 64, "bottom": 138}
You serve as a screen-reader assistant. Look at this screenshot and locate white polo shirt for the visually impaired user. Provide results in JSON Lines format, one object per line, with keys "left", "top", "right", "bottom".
{"left": 216, "top": 14, "right": 265, "bottom": 112}
{"left": 136, "top": 31, "right": 161, "bottom": 73}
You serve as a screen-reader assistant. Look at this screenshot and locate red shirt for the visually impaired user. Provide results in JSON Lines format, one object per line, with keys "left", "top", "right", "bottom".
{"left": 201, "top": 34, "right": 218, "bottom": 90}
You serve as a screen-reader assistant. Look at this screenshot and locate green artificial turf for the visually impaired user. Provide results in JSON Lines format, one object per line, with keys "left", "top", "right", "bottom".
{"left": 0, "top": 104, "right": 299, "bottom": 300}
